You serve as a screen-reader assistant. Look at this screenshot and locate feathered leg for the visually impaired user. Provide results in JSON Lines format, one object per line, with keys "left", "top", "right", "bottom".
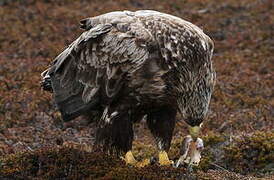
{"left": 95, "top": 105, "right": 149, "bottom": 167}
{"left": 95, "top": 106, "right": 133, "bottom": 155}
{"left": 147, "top": 106, "right": 176, "bottom": 166}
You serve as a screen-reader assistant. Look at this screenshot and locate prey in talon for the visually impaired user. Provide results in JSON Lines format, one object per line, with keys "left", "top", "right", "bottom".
{"left": 41, "top": 10, "right": 215, "bottom": 169}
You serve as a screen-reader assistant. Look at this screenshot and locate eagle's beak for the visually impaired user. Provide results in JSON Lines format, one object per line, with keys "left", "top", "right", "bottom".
{"left": 175, "top": 135, "right": 204, "bottom": 168}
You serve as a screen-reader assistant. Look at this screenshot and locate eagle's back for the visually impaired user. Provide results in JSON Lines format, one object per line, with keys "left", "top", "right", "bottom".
{"left": 41, "top": 10, "right": 215, "bottom": 120}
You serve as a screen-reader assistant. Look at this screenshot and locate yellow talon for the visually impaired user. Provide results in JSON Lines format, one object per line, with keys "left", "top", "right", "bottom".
{"left": 123, "top": 151, "right": 150, "bottom": 167}
{"left": 124, "top": 151, "right": 137, "bottom": 165}
{"left": 158, "top": 151, "right": 173, "bottom": 166}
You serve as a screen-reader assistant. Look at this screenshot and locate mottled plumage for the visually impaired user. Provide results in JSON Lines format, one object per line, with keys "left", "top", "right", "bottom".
{"left": 41, "top": 10, "right": 215, "bottom": 162}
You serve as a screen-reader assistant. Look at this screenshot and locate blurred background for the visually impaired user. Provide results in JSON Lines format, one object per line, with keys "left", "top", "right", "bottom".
{"left": 0, "top": 0, "right": 273, "bottom": 179}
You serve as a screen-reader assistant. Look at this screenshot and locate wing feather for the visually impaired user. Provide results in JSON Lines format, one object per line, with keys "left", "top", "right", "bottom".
{"left": 41, "top": 10, "right": 215, "bottom": 121}
{"left": 47, "top": 17, "right": 150, "bottom": 103}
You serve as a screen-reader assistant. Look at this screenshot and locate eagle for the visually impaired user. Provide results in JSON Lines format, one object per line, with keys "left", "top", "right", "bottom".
{"left": 41, "top": 10, "right": 215, "bottom": 167}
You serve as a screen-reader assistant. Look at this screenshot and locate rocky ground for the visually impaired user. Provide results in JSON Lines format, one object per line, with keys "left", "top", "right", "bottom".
{"left": 0, "top": 0, "right": 273, "bottom": 179}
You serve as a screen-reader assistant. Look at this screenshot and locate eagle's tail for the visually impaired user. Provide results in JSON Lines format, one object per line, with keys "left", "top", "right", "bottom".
{"left": 41, "top": 67, "right": 100, "bottom": 122}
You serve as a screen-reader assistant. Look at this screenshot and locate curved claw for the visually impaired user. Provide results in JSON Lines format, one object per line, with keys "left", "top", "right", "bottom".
{"left": 159, "top": 151, "right": 174, "bottom": 166}
{"left": 123, "top": 151, "right": 138, "bottom": 165}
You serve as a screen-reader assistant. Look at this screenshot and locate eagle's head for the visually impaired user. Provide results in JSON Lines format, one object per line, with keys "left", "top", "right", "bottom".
{"left": 177, "top": 90, "right": 212, "bottom": 127}
{"left": 174, "top": 90, "right": 210, "bottom": 167}
{"left": 175, "top": 69, "right": 215, "bottom": 167}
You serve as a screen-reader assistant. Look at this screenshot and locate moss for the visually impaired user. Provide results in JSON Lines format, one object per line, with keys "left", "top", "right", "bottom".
{"left": 203, "top": 132, "right": 226, "bottom": 146}
{"left": 169, "top": 131, "right": 274, "bottom": 176}
{"left": 223, "top": 131, "right": 274, "bottom": 175}
{"left": 0, "top": 147, "right": 121, "bottom": 179}
{"left": 0, "top": 146, "right": 186, "bottom": 179}
{"left": 197, "top": 170, "right": 255, "bottom": 180}
{"left": 169, "top": 138, "right": 182, "bottom": 160}
{"left": 199, "top": 132, "right": 226, "bottom": 171}
{"left": 195, "top": 131, "right": 274, "bottom": 175}
{"left": 1, "top": 132, "right": 272, "bottom": 179}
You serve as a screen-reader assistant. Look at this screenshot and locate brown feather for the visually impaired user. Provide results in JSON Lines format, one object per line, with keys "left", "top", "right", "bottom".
{"left": 41, "top": 10, "right": 215, "bottom": 143}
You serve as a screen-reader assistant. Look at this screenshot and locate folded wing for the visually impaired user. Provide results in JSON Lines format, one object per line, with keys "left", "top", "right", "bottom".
{"left": 42, "top": 16, "right": 150, "bottom": 121}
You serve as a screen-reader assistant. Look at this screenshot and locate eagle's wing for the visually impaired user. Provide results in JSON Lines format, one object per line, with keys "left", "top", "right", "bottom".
{"left": 46, "top": 15, "right": 151, "bottom": 107}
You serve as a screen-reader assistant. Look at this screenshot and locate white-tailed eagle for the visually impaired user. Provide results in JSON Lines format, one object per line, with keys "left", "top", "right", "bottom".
{"left": 41, "top": 10, "right": 215, "bottom": 167}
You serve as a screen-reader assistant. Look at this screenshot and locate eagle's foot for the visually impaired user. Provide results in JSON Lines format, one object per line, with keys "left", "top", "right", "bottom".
{"left": 124, "top": 151, "right": 138, "bottom": 165}
{"left": 158, "top": 151, "right": 174, "bottom": 166}
{"left": 123, "top": 151, "right": 150, "bottom": 167}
